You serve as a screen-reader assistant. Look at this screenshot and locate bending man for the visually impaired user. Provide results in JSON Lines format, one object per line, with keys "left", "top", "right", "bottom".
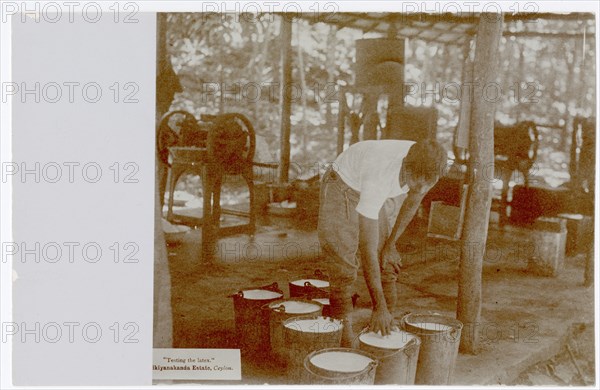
{"left": 318, "top": 139, "right": 446, "bottom": 346}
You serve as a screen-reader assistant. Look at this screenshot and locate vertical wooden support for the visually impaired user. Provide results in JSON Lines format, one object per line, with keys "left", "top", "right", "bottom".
{"left": 457, "top": 13, "right": 504, "bottom": 354}
{"left": 516, "top": 42, "right": 525, "bottom": 121}
{"left": 455, "top": 40, "right": 473, "bottom": 150}
{"left": 577, "top": 26, "right": 587, "bottom": 109}
{"left": 278, "top": 15, "right": 293, "bottom": 183}
{"left": 154, "top": 13, "right": 173, "bottom": 348}
{"left": 583, "top": 244, "right": 594, "bottom": 287}
{"left": 201, "top": 159, "right": 216, "bottom": 263}
{"left": 337, "top": 90, "right": 346, "bottom": 155}
{"left": 362, "top": 92, "right": 379, "bottom": 140}
{"left": 570, "top": 28, "right": 588, "bottom": 188}
{"left": 583, "top": 218, "right": 594, "bottom": 287}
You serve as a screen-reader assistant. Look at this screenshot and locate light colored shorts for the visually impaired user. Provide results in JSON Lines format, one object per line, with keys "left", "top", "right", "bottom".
{"left": 317, "top": 168, "right": 405, "bottom": 287}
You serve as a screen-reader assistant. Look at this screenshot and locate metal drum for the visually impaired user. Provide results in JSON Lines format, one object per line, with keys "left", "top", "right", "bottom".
{"left": 304, "top": 347, "right": 378, "bottom": 385}
{"left": 266, "top": 299, "right": 323, "bottom": 364}
{"left": 289, "top": 269, "right": 330, "bottom": 298}
{"left": 358, "top": 329, "right": 420, "bottom": 384}
{"left": 282, "top": 315, "right": 343, "bottom": 382}
{"left": 229, "top": 282, "right": 283, "bottom": 359}
{"left": 401, "top": 313, "right": 463, "bottom": 385}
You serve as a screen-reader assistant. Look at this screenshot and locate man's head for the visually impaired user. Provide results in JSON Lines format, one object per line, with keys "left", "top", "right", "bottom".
{"left": 401, "top": 140, "right": 447, "bottom": 194}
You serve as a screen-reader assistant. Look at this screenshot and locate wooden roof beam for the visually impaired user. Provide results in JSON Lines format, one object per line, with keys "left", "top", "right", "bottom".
{"left": 301, "top": 11, "right": 594, "bottom": 27}
{"left": 503, "top": 31, "right": 595, "bottom": 39}
{"left": 504, "top": 12, "right": 595, "bottom": 22}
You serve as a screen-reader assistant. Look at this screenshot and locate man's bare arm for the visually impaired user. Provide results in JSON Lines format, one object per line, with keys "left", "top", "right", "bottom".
{"left": 359, "top": 215, "right": 394, "bottom": 335}
{"left": 384, "top": 191, "right": 426, "bottom": 250}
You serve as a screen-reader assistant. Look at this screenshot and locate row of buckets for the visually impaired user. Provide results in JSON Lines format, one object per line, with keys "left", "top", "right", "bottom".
{"left": 230, "top": 271, "right": 463, "bottom": 385}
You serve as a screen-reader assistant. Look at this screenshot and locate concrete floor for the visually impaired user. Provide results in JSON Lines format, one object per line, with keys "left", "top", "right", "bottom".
{"left": 164, "top": 216, "right": 596, "bottom": 385}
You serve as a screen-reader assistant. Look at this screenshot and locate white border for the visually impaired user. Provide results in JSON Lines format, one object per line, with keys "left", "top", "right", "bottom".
{"left": 0, "top": 9, "right": 13, "bottom": 390}
{"left": 0, "top": 1, "right": 598, "bottom": 389}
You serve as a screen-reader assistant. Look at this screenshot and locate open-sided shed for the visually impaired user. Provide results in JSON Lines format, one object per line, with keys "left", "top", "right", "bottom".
{"left": 154, "top": 11, "right": 596, "bottom": 354}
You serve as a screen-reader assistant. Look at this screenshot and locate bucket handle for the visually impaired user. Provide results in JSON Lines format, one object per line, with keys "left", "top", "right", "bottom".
{"left": 367, "top": 360, "right": 378, "bottom": 372}
{"left": 272, "top": 304, "right": 286, "bottom": 313}
{"left": 352, "top": 325, "right": 370, "bottom": 347}
{"left": 398, "top": 311, "right": 412, "bottom": 327}
{"left": 449, "top": 326, "right": 460, "bottom": 342}
{"left": 228, "top": 282, "right": 282, "bottom": 298}
{"left": 226, "top": 291, "right": 243, "bottom": 299}
{"left": 304, "top": 280, "right": 329, "bottom": 295}
{"left": 402, "top": 337, "right": 419, "bottom": 358}
{"left": 304, "top": 354, "right": 378, "bottom": 381}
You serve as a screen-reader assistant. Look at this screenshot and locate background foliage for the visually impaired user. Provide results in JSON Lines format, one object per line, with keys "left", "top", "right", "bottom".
{"left": 166, "top": 13, "right": 596, "bottom": 188}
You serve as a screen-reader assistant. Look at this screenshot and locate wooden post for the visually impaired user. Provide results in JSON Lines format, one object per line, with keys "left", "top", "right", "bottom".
{"left": 154, "top": 13, "right": 173, "bottom": 348}
{"left": 457, "top": 13, "right": 504, "bottom": 354}
{"left": 584, "top": 242, "right": 594, "bottom": 287}
{"left": 583, "top": 217, "right": 594, "bottom": 287}
{"left": 455, "top": 40, "right": 472, "bottom": 151}
{"left": 570, "top": 28, "right": 589, "bottom": 189}
{"left": 516, "top": 42, "right": 525, "bottom": 121}
{"left": 362, "top": 92, "right": 379, "bottom": 140}
{"left": 337, "top": 90, "right": 346, "bottom": 155}
{"left": 201, "top": 142, "right": 216, "bottom": 263}
{"left": 278, "top": 15, "right": 293, "bottom": 183}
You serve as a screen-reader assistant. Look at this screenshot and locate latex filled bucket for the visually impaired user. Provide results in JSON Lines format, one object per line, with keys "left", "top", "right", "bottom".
{"left": 358, "top": 329, "right": 421, "bottom": 385}
{"left": 229, "top": 282, "right": 283, "bottom": 358}
{"left": 289, "top": 269, "right": 330, "bottom": 298}
{"left": 266, "top": 299, "right": 323, "bottom": 364}
{"left": 304, "top": 347, "right": 378, "bottom": 385}
{"left": 401, "top": 313, "right": 463, "bottom": 385}
{"left": 282, "top": 315, "right": 343, "bottom": 382}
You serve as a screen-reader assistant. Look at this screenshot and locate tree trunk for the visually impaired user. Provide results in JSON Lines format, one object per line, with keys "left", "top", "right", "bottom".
{"left": 564, "top": 39, "right": 577, "bottom": 167}
{"left": 219, "top": 30, "right": 225, "bottom": 114}
{"left": 297, "top": 24, "right": 309, "bottom": 160}
{"left": 325, "top": 25, "right": 337, "bottom": 130}
{"left": 250, "top": 21, "right": 262, "bottom": 122}
{"left": 253, "top": 20, "right": 267, "bottom": 127}
{"left": 278, "top": 16, "right": 293, "bottom": 183}
{"left": 457, "top": 13, "right": 504, "bottom": 354}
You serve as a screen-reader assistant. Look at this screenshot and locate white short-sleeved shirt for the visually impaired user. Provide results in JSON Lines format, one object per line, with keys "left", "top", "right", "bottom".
{"left": 333, "top": 140, "right": 415, "bottom": 219}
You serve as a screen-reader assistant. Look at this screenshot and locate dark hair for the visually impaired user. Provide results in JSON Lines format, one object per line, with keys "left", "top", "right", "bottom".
{"left": 403, "top": 140, "right": 447, "bottom": 183}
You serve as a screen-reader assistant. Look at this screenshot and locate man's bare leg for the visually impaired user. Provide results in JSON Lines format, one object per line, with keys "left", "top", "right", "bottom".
{"left": 329, "top": 286, "right": 355, "bottom": 347}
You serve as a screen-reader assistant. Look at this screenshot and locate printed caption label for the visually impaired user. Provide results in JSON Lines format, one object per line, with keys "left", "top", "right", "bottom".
{"left": 153, "top": 348, "right": 241, "bottom": 380}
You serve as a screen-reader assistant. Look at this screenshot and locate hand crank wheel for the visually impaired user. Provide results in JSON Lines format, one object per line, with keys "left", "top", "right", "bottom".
{"left": 156, "top": 110, "right": 198, "bottom": 166}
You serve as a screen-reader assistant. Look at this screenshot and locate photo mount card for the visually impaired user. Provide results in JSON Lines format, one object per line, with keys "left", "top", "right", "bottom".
{"left": 1, "top": 1, "right": 598, "bottom": 388}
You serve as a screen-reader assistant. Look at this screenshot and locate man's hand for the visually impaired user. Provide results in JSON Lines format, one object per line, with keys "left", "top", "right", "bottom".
{"left": 370, "top": 307, "right": 395, "bottom": 336}
{"left": 381, "top": 243, "right": 402, "bottom": 273}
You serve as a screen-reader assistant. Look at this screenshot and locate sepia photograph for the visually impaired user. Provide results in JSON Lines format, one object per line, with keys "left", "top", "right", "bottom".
{"left": 153, "top": 7, "right": 597, "bottom": 386}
